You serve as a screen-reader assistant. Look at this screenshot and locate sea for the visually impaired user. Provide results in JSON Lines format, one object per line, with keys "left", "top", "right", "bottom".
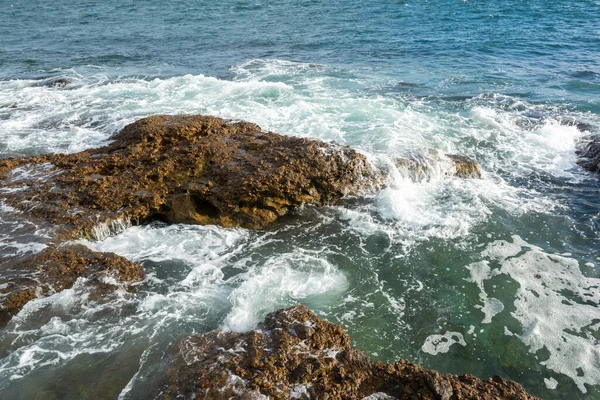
{"left": 1, "top": 1, "right": 599, "bottom": 399}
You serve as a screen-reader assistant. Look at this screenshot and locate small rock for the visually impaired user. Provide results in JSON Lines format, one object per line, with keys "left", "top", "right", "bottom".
{"left": 0, "top": 244, "right": 143, "bottom": 326}
{"left": 577, "top": 136, "right": 600, "bottom": 173}
{"left": 47, "top": 78, "right": 70, "bottom": 88}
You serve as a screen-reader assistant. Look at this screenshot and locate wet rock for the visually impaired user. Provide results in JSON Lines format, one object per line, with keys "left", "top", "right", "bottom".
{"left": 560, "top": 118, "right": 596, "bottom": 133}
{"left": 0, "top": 244, "right": 143, "bottom": 326}
{"left": 0, "top": 115, "right": 377, "bottom": 237}
{"left": 0, "top": 115, "right": 483, "bottom": 237}
{"left": 447, "top": 154, "right": 482, "bottom": 178}
{"left": 46, "top": 78, "right": 71, "bottom": 88}
{"left": 577, "top": 136, "right": 600, "bottom": 173}
{"left": 159, "top": 305, "right": 539, "bottom": 400}
{"left": 394, "top": 149, "right": 482, "bottom": 180}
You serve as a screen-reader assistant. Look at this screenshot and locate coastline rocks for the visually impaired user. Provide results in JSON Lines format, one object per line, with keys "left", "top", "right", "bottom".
{"left": 0, "top": 115, "right": 482, "bottom": 324}
{"left": 0, "top": 115, "right": 484, "bottom": 238}
{"left": 577, "top": 136, "right": 600, "bottom": 173}
{"left": 447, "top": 154, "right": 482, "bottom": 178}
{"left": 0, "top": 244, "right": 143, "bottom": 326}
{"left": 0, "top": 115, "right": 377, "bottom": 237}
{"left": 160, "top": 305, "right": 539, "bottom": 400}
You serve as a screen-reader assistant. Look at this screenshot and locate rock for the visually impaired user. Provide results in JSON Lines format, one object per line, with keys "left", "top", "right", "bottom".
{"left": 394, "top": 149, "right": 482, "bottom": 180}
{"left": 577, "top": 136, "right": 600, "bottom": 173}
{"left": 560, "top": 118, "right": 596, "bottom": 133}
{"left": 0, "top": 115, "right": 377, "bottom": 238}
{"left": 46, "top": 78, "right": 70, "bottom": 88}
{"left": 159, "top": 305, "right": 540, "bottom": 400}
{"left": 0, "top": 244, "right": 144, "bottom": 326}
{"left": 447, "top": 154, "right": 482, "bottom": 178}
{"left": 0, "top": 115, "right": 481, "bottom": 320}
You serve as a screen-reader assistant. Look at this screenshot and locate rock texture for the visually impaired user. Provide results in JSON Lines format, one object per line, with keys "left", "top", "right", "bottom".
{"left": 0, "top": 115, "right": 483, "bottom": 239}
{"left": 160, "top": 305, "right": 539, "bottom": 400}
{"left": 0, "top": 244, "right": 143, "bottom": 326}
{"left": 0, "top": 115, "right": 376, "bottom": 238}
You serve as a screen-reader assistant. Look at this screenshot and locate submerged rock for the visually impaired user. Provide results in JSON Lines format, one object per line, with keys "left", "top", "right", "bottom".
{"left": 394, "top": 149, "right": 482, "bottom": 180}
{"left": 560, "top": 118, "right": 596, "bottom": 133}
{"left": 160, "top": 305, "right": 539, "bottom": 400}
{"left": 0, "top": 244, "right": 143, "bottom": 326}
{"left": 0, "top": 115, "right": 377, "bottom": 237}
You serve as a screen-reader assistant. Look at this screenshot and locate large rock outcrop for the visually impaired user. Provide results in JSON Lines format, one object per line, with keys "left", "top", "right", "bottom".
{"left": 160, "top": 305, "right": 539, "bottom": 400}
{"left": 0, "top": 115, "right": 482, "bottom": 240}
{"left": 0, "top": 244, "right": 144, "bottom": 325}
{"left": 0, "top": 114, "right": 481, "bottom": 325}
{"left": 0, "top": 115, "right": 377, "bottom": 238}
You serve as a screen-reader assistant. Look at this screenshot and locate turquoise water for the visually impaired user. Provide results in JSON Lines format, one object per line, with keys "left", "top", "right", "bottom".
{"left": 1, "top": 1, "right": 600, "bottom": 399}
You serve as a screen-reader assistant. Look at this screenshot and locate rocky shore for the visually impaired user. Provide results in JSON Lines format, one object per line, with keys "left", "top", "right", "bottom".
{"left": 0, "top": 115, "right": 377, "bottom": 239}
{"left": 0, "top": 115, "right": 481, "bottom": 322}
{"left": 0, "top": 115, "right": 481, "bottom": 240}
{"left": 0, "top": 114, "right": 540, "bottom": 399}
{"left": 159, "top": 305, "right": 540, "bottom": 400}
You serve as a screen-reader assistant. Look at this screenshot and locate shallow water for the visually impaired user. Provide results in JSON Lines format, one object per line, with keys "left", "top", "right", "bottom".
{"left": 1, "top": 1, "right": 600, "bottom": 398}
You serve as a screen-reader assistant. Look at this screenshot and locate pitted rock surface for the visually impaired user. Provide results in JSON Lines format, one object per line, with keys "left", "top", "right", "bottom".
{"left": 160, "top": 305, "right": 539, "bottom": 400}
{"left": 0, "top": 115, "right": 376, "bottom": 239}
{"left": 0, "top": 244, "right": 143, "bottom": 326}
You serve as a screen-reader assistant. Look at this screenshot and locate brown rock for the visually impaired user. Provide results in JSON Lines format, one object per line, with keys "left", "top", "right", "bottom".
{"left": 0, "top": 115, "right": 482, "bottom": 326}
{"left": 158, "top": 305, "right": 540, "bottom": 400}
{"left": 0, "top": 244, "right": 144, "bottom": 326}
{"left": 447, "top": 154, "right": 482, "bottom": 178}
{"left": 0, "top": 115, "right": 377, "bottom": 238}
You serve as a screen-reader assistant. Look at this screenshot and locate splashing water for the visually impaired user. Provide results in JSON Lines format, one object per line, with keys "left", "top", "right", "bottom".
{"left": 1, "top": 0, "right": 600, "bottom": 398}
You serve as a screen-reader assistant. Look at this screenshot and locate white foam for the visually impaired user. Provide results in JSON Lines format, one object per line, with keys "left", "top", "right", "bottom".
{"left": 361, "top": 393, "right": 397, "bottom": 400}
{"left": 421, "top": 331, "right": 467, "bottom": 355}
{"left": 469, "top": 101, "right": 585, "bottom": 180}
{"left": 224, "top": 250, "right": 347, "bottom": 332}
{"left": 465, "top": 261, "right": 504, "bottom": 323}
{"left": 290, "top": 384, "right": 312, "bottom": 399}
{"left": 473, "top": 236, "right": 600, "bottom": 393}
{"left": 339, "top": 144, "right": 563, "bottom": 249}
{"left": 0, "top": 236, "right": 47, "bottom": 257}
{"left": 544, "top": 377, "right": 559, "bottom": 390}
{"left": 0, "top": 280, "right": 131, "bottom": 382}
{"left": 0, "top": 223, "right": 253, "bottom": 385}
{"left": 81, "top": 223, "right": 248, "bottom": 265}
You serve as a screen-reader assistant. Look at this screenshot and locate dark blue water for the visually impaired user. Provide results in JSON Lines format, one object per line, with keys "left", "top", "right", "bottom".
{"left": 2, "top": 1, "right": 599, "bottom": 107}
{"left": 1, "top": 1, "right": 600, "bottom": 399}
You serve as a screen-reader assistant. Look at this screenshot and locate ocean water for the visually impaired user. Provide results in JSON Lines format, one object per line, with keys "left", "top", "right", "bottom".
{"left": 1, "top": 0, "right": 600, "bottom": 398}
